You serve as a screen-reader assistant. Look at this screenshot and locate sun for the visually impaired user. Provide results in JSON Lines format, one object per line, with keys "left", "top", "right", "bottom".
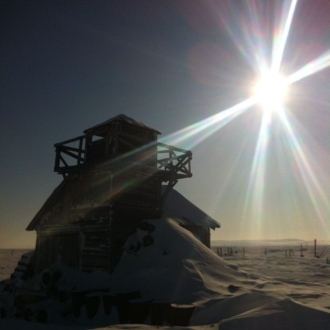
{"left": 252, "top": 71, "right": 289, "bottom": 111}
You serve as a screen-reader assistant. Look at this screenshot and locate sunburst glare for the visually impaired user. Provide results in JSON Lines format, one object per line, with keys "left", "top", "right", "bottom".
{"left": 160, "top": 98, "right": 255, "bottom": 149}
{"left": 287, "top": 49, "right": 330, "bottom": 84}
{"left": 159, "top": 0, "right": 329, "bottom": 239}
{"left": 252, "top": 70, "right": 289, "bottom": 111}
{"left": 243, "top": 110, "right": 272, "bottom": 237}
{"left": 278, "top": 110, "right": 330, "bottom": 228}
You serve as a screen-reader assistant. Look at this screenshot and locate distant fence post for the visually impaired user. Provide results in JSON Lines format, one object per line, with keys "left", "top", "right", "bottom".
{"left": 314, "top": 239, "right": 317, "bottom": 257}
{"left": 216, "top": 247, "right": 223, "bottom": 257}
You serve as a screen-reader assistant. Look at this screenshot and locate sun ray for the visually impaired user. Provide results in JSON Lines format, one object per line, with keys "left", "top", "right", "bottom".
{"left": 245, "top": 1, "right": 296, "bottom": 115}
{"left": 278, "top": 110, "right": 330, "bottom": 232}
{"left": 243, "top": 110, "right": 272, "bottom": 235}
{"left": 240, "top": 0, "right": 271, "bottom": 72}
{"left": 209, "top": 139, "right": 251, "bottom": 215}
{"left": 209, "top": 1, "right": 271, "bottom": 75}
{"left": 160, "top": 98, "right": 255, "bottom": 149}
{"left": 287, "top": 49, "right": 330, "bottom": 84}
{"left": 202, "top": 0, "right": 330, "bottom": 241}
{"left": 271, "top": 0, "right": 298, "bottom": 72}
{"left": 116, "top": 0, "right": 329, "bottom": 242}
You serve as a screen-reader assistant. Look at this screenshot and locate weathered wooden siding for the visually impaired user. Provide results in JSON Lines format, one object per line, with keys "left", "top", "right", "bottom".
{"left": 35, "top": 227, "right": 80, "bottom": 273}
{"left": 80, "top": 225, "right": 111, "bottom": 273}
{"left": 34, "top": 168, "right": 161, "bottom": 230}
{"left": 112, "top": 172, "right": 160, "bottom": 212}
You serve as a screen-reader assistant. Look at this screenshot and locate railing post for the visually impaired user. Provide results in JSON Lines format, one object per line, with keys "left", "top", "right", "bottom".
{"left": 54, "top": 147, "right": 61, "bottom": 172}
{"left": 78, "top": 138, "right": 83, "bottom": 165}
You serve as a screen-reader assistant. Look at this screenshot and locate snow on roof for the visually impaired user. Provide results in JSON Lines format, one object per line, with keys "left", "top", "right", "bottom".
{"left": 163, "top": 188, "right": 220, "bottom": 230}
{"left": 83, "top": 114, "right": 160, "bottom": 134}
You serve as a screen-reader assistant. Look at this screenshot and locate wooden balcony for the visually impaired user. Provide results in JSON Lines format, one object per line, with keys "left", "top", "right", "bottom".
{"left": 54, "top": 135, "right": 192, "bottom": 182}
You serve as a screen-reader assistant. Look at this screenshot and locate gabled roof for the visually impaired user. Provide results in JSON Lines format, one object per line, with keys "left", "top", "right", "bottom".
{"left": 27, "top": 182, "right": 220, "bottom": 231}
{"left": 84, "top": 114, "right": 161, "bottom": 134}
{"left": 163, "top": 188, "right": 220, "bottom": 230}
{"left": 26, "top": 179, "right": 67, "bottom": 231}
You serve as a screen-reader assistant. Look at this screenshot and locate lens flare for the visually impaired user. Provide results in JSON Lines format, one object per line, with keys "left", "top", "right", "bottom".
{"left": 288, "top": 49, "right": 330, "bottom": 84}
{"left": 152, "top": 0, "right": 329, "bottom": 239}
{"left": 253, "top": 71, "right": 288, "bottom": 111}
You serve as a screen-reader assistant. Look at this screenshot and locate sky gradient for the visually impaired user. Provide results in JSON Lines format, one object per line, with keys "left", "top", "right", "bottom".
{"left": 1, "top": 0, "right": 330, "bottom": 248}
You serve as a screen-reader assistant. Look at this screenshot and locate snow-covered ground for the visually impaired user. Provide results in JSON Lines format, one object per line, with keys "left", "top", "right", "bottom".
{"left": 1, "top": 218, "right": 330, "bottom": 329}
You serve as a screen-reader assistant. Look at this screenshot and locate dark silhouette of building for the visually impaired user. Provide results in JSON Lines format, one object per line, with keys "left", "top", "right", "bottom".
{"left": 26, "top": 115, "right": 219, "bottom": 274}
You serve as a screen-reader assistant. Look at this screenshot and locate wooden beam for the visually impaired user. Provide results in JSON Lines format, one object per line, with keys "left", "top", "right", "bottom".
{"left": 54, "top": 135, "right": 86, "bottom": 147}
{"left": 61, "top": 145, "right": 85, "bottom": 154}
{"left": 60, "top": 148, "right": 85, "bottom": 162}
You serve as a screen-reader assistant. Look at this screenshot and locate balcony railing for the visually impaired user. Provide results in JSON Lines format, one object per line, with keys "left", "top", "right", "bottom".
{"left": 54, "top": 136, "right": 192, "bottom": 181}
{"left": 54, "top": 135, "right": 87, "bottom": 173}
{"left": 156, "top": 143, "right": 192, "bottom": 180}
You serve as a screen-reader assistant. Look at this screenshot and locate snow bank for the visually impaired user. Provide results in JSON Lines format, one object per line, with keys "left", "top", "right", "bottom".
{"left": 110, "top": 217, "right": 244, "bottom": 303}
{"left": 1, "top": 217, "right": 330, "bottom": 329}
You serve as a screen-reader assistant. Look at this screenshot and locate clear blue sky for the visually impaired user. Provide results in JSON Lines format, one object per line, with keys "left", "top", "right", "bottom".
{"left": 1, "top": 0, "right": 329, "bottom": 248}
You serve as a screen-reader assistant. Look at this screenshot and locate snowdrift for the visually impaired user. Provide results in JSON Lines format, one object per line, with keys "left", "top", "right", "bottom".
{"left": 1, "top": 217, "right": 330, "bottom": 329}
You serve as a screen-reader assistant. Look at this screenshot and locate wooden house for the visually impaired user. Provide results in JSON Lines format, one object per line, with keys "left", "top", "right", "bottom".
{"left": 26, "top": 114, "right": 219, "bottom": 274}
